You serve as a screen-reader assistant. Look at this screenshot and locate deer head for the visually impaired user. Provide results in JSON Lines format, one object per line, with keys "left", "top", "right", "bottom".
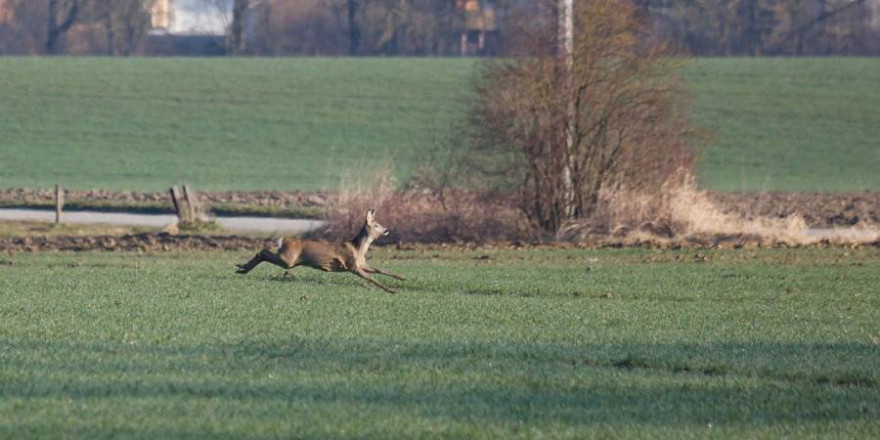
{"left": 364, "top": 209, "right": 390, "bottom": 241}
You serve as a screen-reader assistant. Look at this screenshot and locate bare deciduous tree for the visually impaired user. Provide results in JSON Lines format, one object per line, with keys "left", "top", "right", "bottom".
{"left": 358, "top": 0, "right": 460, "bottom": 55}
{"left": 347, "top": 0, "right": 359, "bottom": 55}
{"left": 230, "top": 0, "right": 249, "bottom": 55}
{"left": 471, "top": 0, "right": 695, "bottom": 235}
{"left": 46, "top": 0, "right": 79, "bottom": 54}
{"left": 89, "top": 0, "right": 154, "bottom": 56}
{"left": 642, "top": 0, "right": 879, "bottom": 56}
{"left": 0, "top": 0, "right": 47, "bottom": 54}
{"left": 6, "top": 0, "right": 155, "bottom": 55}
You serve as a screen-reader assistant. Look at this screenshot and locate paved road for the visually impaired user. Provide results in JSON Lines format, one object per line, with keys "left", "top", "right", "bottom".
{"left": 0, "top": 208, "right": 324, "bottom": 233}
{"left": 1, "top": 208, "right": 876, "bottom": 240}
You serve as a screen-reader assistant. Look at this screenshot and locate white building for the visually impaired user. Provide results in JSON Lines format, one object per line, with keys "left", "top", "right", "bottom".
{"left": 151, "top": 0, "right": 232, "bottom": 36}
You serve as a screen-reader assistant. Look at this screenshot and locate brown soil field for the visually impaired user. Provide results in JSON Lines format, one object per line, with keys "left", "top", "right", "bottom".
{"left": 1, "top": 231, "right": 877, "bottom": 253}
{"left": 708, "top": 191, "right": 880, "bottom": 227}
{"left": 0, "top": 233, "right": 269, "bottom": 253}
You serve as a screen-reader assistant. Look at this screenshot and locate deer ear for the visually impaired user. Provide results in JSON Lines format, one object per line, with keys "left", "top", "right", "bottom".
{"left": 365, "top": 209, "right": 375, "bottom": 224}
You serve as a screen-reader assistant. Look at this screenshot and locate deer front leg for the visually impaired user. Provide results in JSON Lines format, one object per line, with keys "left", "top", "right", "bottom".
{"left": 352, "top": 268, "right": 397, "bottom": 294}
{"left": 364, "top": 265, "right": 406, "bottom": 281}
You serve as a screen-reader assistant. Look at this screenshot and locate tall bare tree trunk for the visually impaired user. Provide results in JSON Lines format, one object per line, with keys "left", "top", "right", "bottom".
{"left": 348, "top": 0, "right": 360, "bottom": 55}
{"left": 230, "top": 0, "right": 249, "bottom": 55}
{"left": 46, "top": 0, "right": 79, "bottom": 55}
{"left": 816, "top": 0, "right": 827, "bottom": 53}
{"left": 748, "top": 0, "right": 760, "bottom": 56}
{"left": 103, "top": 8, "right": 116, "bottom": 55}
{"left": 558, "top": 0, "right": 575, "bottom": 218}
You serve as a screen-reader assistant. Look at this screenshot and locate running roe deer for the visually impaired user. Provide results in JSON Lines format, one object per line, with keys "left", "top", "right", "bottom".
{"left": 235, "top": 209, "right": 405, "bottom": 293}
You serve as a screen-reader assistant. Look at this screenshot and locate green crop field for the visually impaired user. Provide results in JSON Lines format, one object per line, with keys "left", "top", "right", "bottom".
{"left": 0, "top": 57, "right": 473, "bottom": 192}
{"left": 687, "top": 58, "right": 880, "bottom": 192}
{"left": 1, "top": 248, "right": 878, "bottom": 438}
{"left": 1, "top": 57, "right": 879, "bottom": 192}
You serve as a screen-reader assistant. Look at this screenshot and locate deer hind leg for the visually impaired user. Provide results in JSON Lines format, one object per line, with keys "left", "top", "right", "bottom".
{"left": 364, "top": 265, "right": 406, "bottom": 281}
{"left": 236, "top": 249, "right": 295, "bottom": 274}
{"left": 352, "top": 268, "right": 397, "bottom": 294}
{"left": 235, "top": 251, "right": 264, "bottom": 274}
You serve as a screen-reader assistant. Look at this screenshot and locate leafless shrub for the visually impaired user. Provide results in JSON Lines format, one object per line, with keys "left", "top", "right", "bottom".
{"left": 470, "top": 0, "right": 697, "bottom": 235}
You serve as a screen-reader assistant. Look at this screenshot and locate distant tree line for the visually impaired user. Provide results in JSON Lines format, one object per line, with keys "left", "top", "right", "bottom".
{"left": 1, "top": 0, "right": 154, "bottom": 55}
{"left": 0, "top": 0, "right": 878, "bottom": 56}
{"left": 638, "top": 0, "right": 880, "bottom": 56}
{"left": 233, "top": 0, "right": 465, "bottom": 56}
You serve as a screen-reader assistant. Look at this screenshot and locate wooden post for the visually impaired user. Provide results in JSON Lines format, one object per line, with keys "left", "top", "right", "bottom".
{"left": 54, "top": 184, "right": 63, "bottom": 224}
{"left": 181, "top": 184, "right": 197, "bottom": 221}
{"left": 169, "top": 186, "right": 184, "bottom": 221}
{"left": 170, "top": 185, "right": 204, "bottom": 223}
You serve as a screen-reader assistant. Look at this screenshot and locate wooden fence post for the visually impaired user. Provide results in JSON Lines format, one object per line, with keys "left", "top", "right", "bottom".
{"left": 169, "top": 184, "right": 204, "bottom": 224}
{"left": 55, "top": 184, "right": 63, "bottom": 224}
{"left": 169, "top": 186, "right": 185, "bottom": 222}
{"left": 182, "top": 184, "right": 197, "bottom": 222}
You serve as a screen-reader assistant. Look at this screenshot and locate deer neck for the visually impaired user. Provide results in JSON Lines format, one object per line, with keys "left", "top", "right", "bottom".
{"left": 351, "top": 225, "right": 374, "bottom": 257}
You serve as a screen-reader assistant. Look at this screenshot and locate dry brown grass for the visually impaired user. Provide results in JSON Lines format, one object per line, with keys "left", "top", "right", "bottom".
{"left": 319, "top": 166, "right": 529, "bottom": 244}
{"left": 317, "top": 166, "right": 879, "bottom": 246}
{"left": 561, "top": 174, "right": 880, "bottom": 246}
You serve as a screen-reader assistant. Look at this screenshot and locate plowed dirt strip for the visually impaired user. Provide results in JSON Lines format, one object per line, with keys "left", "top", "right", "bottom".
{"left": 710, "top": 191, "right": 880, "bottom": 227}
{"left": 0, "top": 233, "right": 268, "bottom": 253}
{"left": 2, "top": 232, "right": 878, "bottom": 253}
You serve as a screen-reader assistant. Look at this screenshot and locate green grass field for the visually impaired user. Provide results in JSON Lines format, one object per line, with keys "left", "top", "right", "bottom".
{"left": 1, "top": 57, "right": 879, "bottom": 192}
{"left": 1, "top": 248, "right": 878, "bottom": 438}
{"left": 687, "top": 58, "right": 880, "bottom": 192}
{"left": 0, "top": 58, "right": 473, "bottom": 192}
